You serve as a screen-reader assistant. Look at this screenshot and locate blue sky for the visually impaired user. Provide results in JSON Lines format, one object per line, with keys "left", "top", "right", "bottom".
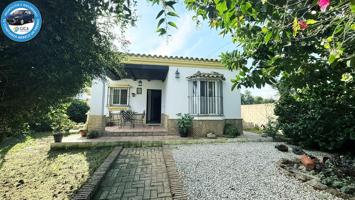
{"left": 121, "top": 1, "right": 278, "bottom": 99}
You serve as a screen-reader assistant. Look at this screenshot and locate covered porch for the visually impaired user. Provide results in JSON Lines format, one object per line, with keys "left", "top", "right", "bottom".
{"left": 87, "top": 63, "right": 170, "bottom": 135}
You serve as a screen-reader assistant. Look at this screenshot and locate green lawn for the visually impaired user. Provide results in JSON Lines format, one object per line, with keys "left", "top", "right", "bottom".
{"left": 0, "top": 132, "right": 113, "bottom": 200}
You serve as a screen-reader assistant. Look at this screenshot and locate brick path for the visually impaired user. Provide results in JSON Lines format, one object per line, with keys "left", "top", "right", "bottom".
{"left": 93, "top": 147, "right": 172, "bottom": 200}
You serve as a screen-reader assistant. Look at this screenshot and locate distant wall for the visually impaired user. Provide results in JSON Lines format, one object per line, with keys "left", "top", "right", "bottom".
{"left": 241, "top": 103, "right": 276, "bottom": 129}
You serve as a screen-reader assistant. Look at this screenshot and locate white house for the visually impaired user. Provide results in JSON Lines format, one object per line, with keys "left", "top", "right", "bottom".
{"left": 87, "top": 53, "right": 243, "bottom": 137}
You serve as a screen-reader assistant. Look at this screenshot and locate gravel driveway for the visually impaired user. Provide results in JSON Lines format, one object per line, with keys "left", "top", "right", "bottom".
{"left": 171, "top": 142, "right": 341, "bottom": 200}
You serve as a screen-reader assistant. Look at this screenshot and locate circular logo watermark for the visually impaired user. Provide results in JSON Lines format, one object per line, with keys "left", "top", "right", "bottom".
{"left": 1, "top": 1, "right": 42, "bottom": 42}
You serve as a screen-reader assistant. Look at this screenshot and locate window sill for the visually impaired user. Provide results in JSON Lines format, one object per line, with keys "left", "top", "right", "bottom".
{"left": 108, "top": 105, "right": 129, "bottom": 111}
{"left": 190, "top": 114, "right": 224, "bottom": 116}
{"left": 191, "top": 115, "right": 225, "bottom": 120}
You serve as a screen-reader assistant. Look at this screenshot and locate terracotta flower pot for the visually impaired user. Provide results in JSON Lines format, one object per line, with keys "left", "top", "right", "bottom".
{"left": 300, "top": 154, "right": 315, "bottom": 170}
{"left": 79, "top": 130, "right": 87, "bottom": 137}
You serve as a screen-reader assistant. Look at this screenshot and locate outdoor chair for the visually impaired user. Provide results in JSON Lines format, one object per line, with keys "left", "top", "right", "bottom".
{"left": 107, "top": 111, "right": 122, "bottom": 126}
{"left": 133, "top": 110, "right": 145, "bottom": 127}
{"left": 120, "top": 110, "right": 135, "bottom": 128}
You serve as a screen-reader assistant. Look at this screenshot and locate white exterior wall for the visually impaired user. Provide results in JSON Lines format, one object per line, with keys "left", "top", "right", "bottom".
{"left": 103, "top": 78, "right": 165, "bottom": 116}
{"left": 89, "top": 66, "right": 241, "bottom": 119}
{"left": 164, "top": 66, "right": 241, "bottom": 119}
{"left": 89, "top": 78, "right": 106, "bottom": 115}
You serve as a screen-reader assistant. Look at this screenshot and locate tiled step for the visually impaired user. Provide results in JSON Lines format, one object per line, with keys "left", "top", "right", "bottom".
{"left": 103, "top": 131, "right": 169, "bottom": 137}
{"left": 104, "top": 125, "right": 170, "bottom": 136}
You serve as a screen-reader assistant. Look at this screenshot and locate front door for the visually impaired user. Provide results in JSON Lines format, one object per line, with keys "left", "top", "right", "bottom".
{"left": 146, "top": 89, "right": 162, "bottom": 124}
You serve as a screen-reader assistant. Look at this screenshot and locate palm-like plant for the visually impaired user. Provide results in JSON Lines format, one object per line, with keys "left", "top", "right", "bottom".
{"left": 176, "top": 113, "right": 194, "bottom": 137}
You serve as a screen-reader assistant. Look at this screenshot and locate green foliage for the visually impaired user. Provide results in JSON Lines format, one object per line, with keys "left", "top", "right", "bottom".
{"left": 87, "top": 130, "right": 100, "bottom": 139}
{"left": 48, "top": 104, "right": 74, "bottom": 133}
{"left": 29, "top": 103, "right": 74, "bottom": 133}
{"left": 150, "top": 0, "right": 179, "bottom": 35}
{"left": 66, "top": 99, "right": 90, "bottom": 123}
{"left": 275, "top": 80, "right": 355, "bottom": 152}
{"left": 241, "top": 90, "right": 275, "bottom": 105}
{"left": 176, "top": 113, "right": 194, "bottom": 133}
{"left": 179, "top": 0, "right": 354, "bottom": 89}
{"left": 241, "top": 90, "right": 254, "bottom": 105}
{"left": 150, "top": 0, "right": 354, "bottom": 153}
{"left": 152, "top": 0, "right": 354, "bottom": 92}
{"left": 263, "top": 120, "right": 278, "bottom": 141}
{"left": 319, "top": 155, "right": 355, "bottom": 195}
{"left": 29, "top": 115, "right": 53, "bottom": 133}
{"left": 0, "top": 0, "right": 135, "bottom": 136}
{"left": 223, "top": 123, "right": 240, "bottom": 138}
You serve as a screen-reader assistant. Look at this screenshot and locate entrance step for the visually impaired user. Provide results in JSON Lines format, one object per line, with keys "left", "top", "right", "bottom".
{"left": 104, "top": 126, "right": 169, "bottom": 137}
{"left": 103, "top": 131, "right": 169, "bottom": 137}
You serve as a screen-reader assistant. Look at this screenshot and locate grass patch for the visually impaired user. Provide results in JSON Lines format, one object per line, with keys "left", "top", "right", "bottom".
{"left": 0, "top": 132, "right": 112, "bottom": 200}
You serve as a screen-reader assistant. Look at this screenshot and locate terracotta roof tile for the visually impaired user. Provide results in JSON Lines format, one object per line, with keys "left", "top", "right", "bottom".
{"left": 187, "top": 71, "right": 225, "bottom": 80}
{"left": 126, "top": 53, "right": 220, "bottom": 62}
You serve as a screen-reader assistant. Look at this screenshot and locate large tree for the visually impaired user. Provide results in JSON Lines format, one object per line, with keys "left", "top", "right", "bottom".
{"left": 153, "top": 0, "right": 354, "bottom": 88}
{"left": 241, "top": 90, "right": 275, "bottom": 104}
{"left": 0, "top": 0, "right": 135, "bottom": 135}
{"left": 152, "top": 0, "right": 354, "bottom": 151}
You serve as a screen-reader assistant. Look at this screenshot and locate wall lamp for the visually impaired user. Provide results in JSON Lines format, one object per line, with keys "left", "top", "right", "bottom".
{"left": 175, "top": 69, "right": 180, "bottom": 79}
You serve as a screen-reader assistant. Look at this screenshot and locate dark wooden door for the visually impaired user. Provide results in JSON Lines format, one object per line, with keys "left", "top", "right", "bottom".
{"left": 146, "top": 89, "right": 162, "bottom": 124}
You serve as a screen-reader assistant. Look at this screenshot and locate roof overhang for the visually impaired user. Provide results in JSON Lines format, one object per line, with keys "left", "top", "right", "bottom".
{"left": 109, "top": 63, "right": 169, "bottom": 81}
{"left": 123, "top": 53, "right": 224, "bottom": 68}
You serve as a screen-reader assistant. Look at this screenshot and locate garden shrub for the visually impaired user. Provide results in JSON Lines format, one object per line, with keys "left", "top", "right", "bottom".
{"left": 275, "top": 83, "right": 355, "bottom": 153}
{"left": 29, "top": 104, "right": 74, "bottom": 132}
{"left": 87, "top": 131, "right": 99, "bottom": 139}
{"left": 66, "top": 99, "right": 90, "bottom": 123}
{"left": 29, "top": 116, "right": 52, "bottom": 132}
{"left": 224, "top": 124, "right": 240, "bottom": 138}
{"left": 263, "top": 120, "right": 278, "bottom": 141}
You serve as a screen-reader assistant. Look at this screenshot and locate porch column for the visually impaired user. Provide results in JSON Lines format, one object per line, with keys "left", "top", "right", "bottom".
{"left": 87, "top": 78, "right": 106, "bottom": 132}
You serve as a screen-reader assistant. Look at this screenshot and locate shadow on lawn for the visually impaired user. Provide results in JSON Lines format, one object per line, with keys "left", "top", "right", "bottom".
{"left": 0, "top": 135, "right": 26, "bottom": 169}
{"left": 47, "top": 146, "right": 113, "bottom": 172}
{"left": 0, "top": 131, "right": 113, "bottom": 199}
{"left": 0, "top": 132, "right": 52, "bottom": 169}
{"left": 46, "top": 146, "right": 114, "bottom": 198}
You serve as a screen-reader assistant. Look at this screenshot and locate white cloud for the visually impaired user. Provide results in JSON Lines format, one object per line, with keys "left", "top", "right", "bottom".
{"left": 183, "top": 37, "right": 203, "bottom": 57}
{"left": 151, "top": 13, "right": 194, "bottom": 56}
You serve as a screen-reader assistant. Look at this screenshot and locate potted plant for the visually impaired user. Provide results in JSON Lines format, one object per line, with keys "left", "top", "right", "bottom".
{"left": 53, "top": 131, "right": 63, "bottom": 143}
{"left": 49, "top": 108, "right": 69, "bottom": 143}
{"left": 176, "top": 113, "right": 194, "bottom": 137}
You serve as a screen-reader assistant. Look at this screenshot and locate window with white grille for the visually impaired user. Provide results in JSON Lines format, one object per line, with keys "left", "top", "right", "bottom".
{"left": 188, "top": 80, "right": 223, "bottom": 115}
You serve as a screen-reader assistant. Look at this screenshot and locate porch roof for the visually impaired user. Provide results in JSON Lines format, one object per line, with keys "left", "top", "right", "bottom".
{"left": 109, "top": 63, "right": 169, "bottom": 81}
